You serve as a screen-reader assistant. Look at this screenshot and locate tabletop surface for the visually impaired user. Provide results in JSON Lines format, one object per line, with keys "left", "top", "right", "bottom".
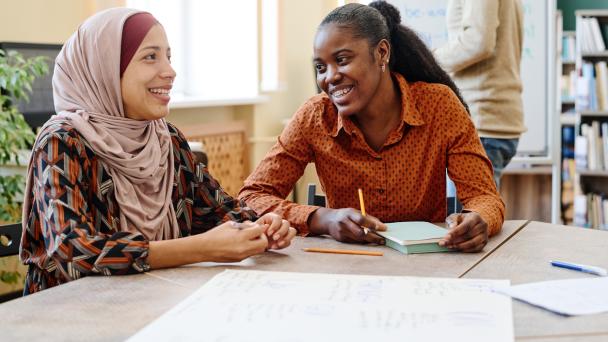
{"left": 12, "top": 219, "right": 608, "bottom": 342}
{"left": 463, "top": 221, "right": 608, "bottom": 341}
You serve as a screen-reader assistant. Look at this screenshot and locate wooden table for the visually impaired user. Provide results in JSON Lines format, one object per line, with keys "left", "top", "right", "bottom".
{"left": 0, "top": 220, "right": 553, "bottom": 341}
{"left": 463, "top": 221, "right": 608, "bottom": 341}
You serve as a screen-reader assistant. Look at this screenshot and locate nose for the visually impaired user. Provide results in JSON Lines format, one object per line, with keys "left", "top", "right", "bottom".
{"left": 161, "top": 59, "right": 176, "bottom": 80}
{"left": 326, "top": 64, "right": 341, "bottom": 85}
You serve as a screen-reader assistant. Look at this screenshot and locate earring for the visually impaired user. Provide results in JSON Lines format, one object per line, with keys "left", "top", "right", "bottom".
{"left": 381, "top": 64, "right": 386, "bottom": 73}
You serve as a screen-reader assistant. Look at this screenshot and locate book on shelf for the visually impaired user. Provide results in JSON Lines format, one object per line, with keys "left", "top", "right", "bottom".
{"left": 572, "top": 193, "right": 607, "bottom": 230}
{"left": 602, "top": 122, "right": 608, "bottom": 170}
{"left": 561, "top": 158, "right": 575, "bottom": 225}
{"left": 578, "top": 122, "right": 608, "bottom": 171}
{"left": 579, "top": 17, "right": 606, "bottom": 53}
{"left": 575, "top": 133, "right": 588, "bottom": 170}
{"left": 596, "top": 62, "right": 608, "bottom": 111}
{"left": 576, "top": 62, "right": 596, "bottom": 111}
{"left": 562, "top": 33, "right": 576, "bottom": 61}
{"left": 574, "top": 194, "right": 588, "bottom": 227}
{"left": 561, "top": 70, "right": 577, "bottom": 103}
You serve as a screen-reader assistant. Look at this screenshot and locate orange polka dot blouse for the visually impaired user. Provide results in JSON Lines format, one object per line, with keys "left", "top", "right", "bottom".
{"left": 239, "top": 73, "right": 505, "bottom": 236}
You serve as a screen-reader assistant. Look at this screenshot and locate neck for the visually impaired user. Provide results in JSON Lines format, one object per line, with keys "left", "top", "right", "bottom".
{"left": 356, "top": 73, "right": 402, "bottom": 133}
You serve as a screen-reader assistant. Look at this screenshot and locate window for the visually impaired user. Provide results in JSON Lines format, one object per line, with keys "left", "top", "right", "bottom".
{"left": 127, "top": 0, "right": 260, "bottom": 102}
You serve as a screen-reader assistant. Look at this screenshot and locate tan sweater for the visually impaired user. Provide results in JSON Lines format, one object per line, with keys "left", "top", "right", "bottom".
{"left": 434, "top": 0, "right": 526, "bottom": 139}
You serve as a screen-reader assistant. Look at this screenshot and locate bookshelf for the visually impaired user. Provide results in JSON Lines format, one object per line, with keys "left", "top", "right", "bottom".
{"left": 570, "top": 10, "right": 608, "bottom": 229}
{"left": 559, "top": 23, "right": 576, "bottom": 225}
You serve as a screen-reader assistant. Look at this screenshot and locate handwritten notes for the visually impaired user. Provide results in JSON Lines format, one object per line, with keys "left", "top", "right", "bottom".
{"left": 498, "top": 277, "right": 608, "bottom": 316}
{"left": 128, "top": 270, "right": 513, "bottom": 342}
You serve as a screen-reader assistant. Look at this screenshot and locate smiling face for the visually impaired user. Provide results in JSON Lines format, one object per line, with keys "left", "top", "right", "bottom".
{"left": 121, "top": 24, "right": 176, "bottom": 121}
{"left": 313, "top": 23, "right": 386, "bottom": 117}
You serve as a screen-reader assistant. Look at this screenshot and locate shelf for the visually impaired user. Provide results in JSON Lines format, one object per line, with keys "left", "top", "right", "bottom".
{"left": 502, "top": 165, "right": 552, "bottom": 176}
{"left": 576, "top": 10, "right": 608, "bottom": 18}
{"left": 562, "top": 60, "right": 576, "bottom": 65}
{"left": 579, "top": 110, "right": 608, "bottom": 117}
{"left": 560, "top": 114, "right": 576, "bottom": 125}
{"left": 581, "top": 51, "right": 608, "bottom": 58}
{"left": 577, "top": 169, "right": 608, "bottom": 177}
{"left": 561, "top": 98, "right": 575, "bottom": 105}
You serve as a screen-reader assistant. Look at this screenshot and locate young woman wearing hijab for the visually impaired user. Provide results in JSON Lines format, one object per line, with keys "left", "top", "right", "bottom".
{"left": 239, "top": 1, "right": 504, "bottom": 253}
{"left": 20, "top": 8, "right": 296, "bottom": 294}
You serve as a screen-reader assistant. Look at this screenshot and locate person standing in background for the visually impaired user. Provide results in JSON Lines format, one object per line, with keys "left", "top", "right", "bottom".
{"left": 434, "top": 0, "right": 526, "bottom": 187}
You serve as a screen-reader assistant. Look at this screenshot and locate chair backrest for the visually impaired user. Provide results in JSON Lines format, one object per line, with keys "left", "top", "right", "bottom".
{"left": 0, "top": 223, "right": 22, "bottom": 258}
{"left": 179, "top": 121, "right": 248, "bottom": 197}
{"left": 307, "top": 184, "right": 326, "bottom": 207}
{"left": 446, "top": 196, "right": 463, "bottom": 216}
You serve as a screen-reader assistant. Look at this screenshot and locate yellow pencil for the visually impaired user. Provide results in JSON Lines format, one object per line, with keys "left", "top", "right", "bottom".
{"left": 358, "top": 188, "right": 366, "bottom": 216}
{"left": 303, "top": 247, "right": 383, "bottom": 256}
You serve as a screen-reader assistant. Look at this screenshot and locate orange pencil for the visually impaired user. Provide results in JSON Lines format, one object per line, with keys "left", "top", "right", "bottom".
{"left": 358, "top": 188, "right": 381, "bottom": 238}
{"left": 303, "top": 247, "right": 383, "bottom": 256}
{"left": 358, "top": 188, "right": 366, "bottom": 216}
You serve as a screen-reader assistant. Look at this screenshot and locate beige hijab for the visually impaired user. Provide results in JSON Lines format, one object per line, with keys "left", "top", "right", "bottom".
{"left": 23, "top": 7, "right": 180, "bottom": 241}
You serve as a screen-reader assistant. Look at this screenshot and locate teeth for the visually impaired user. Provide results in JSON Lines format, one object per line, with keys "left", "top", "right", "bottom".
{"left": 149, "top": 88, "right": 170, "bottom": 95}
{"left": 333, "top": 87, "right": 352, "bottom": 98}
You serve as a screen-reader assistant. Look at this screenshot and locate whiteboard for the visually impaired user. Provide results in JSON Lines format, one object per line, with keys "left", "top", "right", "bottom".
{"left": 380, "top": 0, "right": 552, "bottom": 155}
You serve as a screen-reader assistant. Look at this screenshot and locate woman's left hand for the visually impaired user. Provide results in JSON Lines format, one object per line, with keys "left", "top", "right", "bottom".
{"left": 438, "top": 211, "right": 488, "bottom": 252}
{"left": 256, "top": 213, "right": 297, "bottom": 250}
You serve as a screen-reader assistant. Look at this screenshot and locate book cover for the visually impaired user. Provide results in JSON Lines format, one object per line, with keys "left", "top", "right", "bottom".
{"left": 378, "top": 221, "right": 452, "bottom": 254}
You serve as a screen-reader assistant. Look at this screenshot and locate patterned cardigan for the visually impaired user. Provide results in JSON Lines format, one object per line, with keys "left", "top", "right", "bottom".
{"left": 20, "top": 121, "right": 257, "bottom": 294}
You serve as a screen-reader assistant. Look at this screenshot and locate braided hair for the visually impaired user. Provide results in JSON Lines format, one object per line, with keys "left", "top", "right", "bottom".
{"left": 319, "top": 1, "right": 469, "bottom": 113}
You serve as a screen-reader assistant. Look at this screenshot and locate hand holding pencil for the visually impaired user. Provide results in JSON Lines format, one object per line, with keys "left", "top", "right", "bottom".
{"left": 307, "top": 189, "right": 386, "bottom": 244}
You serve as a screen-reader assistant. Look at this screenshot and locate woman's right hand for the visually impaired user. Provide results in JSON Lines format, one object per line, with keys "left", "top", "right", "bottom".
{"left": 148, "top": 221, "right": 268, "bottom": 269}
{"left": 308, "top": 207, "right": 386, "bottom": 244}
{"left": 197, "top": 221, "right": 269, "bottom": 262}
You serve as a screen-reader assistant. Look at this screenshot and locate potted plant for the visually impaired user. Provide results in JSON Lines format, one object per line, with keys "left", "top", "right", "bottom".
{"left": 0, "top": 49, "right": 48, "bottom": 297}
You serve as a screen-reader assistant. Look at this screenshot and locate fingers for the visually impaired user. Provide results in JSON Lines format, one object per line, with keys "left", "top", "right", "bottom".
{"left": 352, "top": 212, "right": 386, "bottom": 232}
{"left": 249, "top": 232, "right": 269, "bottom": 253}
{"left": 440, "top": 213, "right": 475, "bottom": 246}
{"left": 445, "top": 213, "right": 462, "bottom": 229}
{"left": 271, "top": 227, "right": 297, "bottom": 250}
{"left": 334, "top": 219, "right": 368, "bottom": 243}
{"left": 239, "top": 222, "right": 267, "bottom": 240}
{"left": 454, "top": 233, "right": 487, "bottom": 252}
{"left": 362, "top": 229, "right": 385, "bottom": 245}
{"left": 258, "top": 213, "right": 282, "bottom": 236}
{"left": 439, "top": 212, "right": 489, "bottom": 252}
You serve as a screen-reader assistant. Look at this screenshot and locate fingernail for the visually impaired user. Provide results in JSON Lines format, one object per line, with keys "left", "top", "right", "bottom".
{"left": 274, "top": 233, "right": 280, "bottom": 240}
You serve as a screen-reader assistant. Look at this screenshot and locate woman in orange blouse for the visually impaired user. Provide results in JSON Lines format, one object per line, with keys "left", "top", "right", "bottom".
{"left": 239, "top": 1, "right": 504, "bottom": 252}
{"left": 20, "top": 8, "right": 295, "bottom": 294}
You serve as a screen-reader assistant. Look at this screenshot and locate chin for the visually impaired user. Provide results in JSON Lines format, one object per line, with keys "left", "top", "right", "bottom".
{"left": 335, "top": 104, "right": 358, "bottom": 117}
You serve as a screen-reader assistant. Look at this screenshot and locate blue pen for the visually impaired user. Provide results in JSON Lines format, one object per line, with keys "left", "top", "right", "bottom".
{"left": 550, "top": 260, "right": 608, "bottom": 277}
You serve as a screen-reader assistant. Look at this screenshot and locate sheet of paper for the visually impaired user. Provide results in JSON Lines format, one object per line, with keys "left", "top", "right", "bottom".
{"left": 497, "top": 277, "right": 608, "bottom": 316}
{"left": 128, "top": 270, "right": 513, "bottom": 342}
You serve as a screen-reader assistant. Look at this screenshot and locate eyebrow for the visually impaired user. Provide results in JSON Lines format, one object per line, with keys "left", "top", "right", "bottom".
{"left": 313, "top": 48, "right": 353, "bottom": 62}
{"left": 138, "top": 46, "right": 171, "bottom": 53}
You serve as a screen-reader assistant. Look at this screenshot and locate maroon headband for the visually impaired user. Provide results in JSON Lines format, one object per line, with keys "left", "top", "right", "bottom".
{"left": 120, "top": 12, "right": 158, "bottom": 77}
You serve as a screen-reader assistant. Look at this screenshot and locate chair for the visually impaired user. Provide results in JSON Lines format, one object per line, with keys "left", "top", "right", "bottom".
{"left": 180, "top": 121, "right": 248, "bottom": 197}
{"left": 446, "top": 196, "right": 463, "bottom": 216}
{"left": 0, "top": 223, "right": 24, "bottom": 302}
{"left": 307, "top": 184, "right": 326, "bottom": 207}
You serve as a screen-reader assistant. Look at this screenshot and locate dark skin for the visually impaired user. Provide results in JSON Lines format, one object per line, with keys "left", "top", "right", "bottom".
{"left": 308, "top": 24, "right": 489, "bottom": 252}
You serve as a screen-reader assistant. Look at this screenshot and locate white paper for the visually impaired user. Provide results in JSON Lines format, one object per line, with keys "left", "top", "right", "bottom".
{"left": 129, "top": 270, "right": 513, "bottom": 342}
{"left": 498, "top": 277, "right": 608, "bottom": 316}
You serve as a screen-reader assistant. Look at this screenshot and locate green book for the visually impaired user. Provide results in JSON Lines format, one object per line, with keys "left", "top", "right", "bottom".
{"left": 378, "top": 221, "right": 453, "bottom": 254}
